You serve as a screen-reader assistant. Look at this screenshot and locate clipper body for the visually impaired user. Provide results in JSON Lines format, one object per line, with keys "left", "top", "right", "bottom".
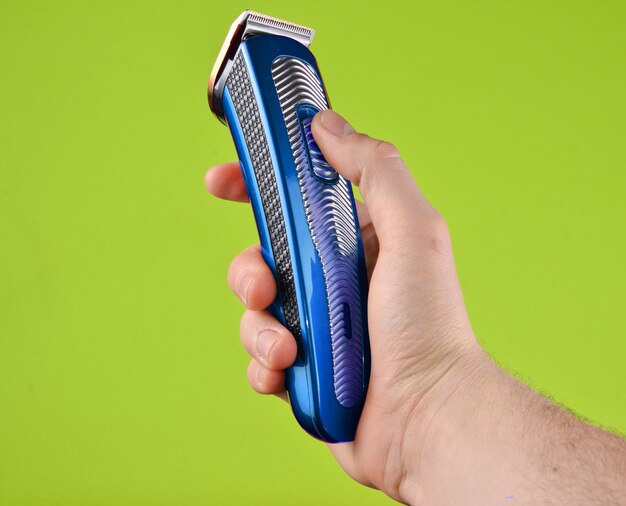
{"left": 209, "top": 13, "right": 369, "bottom": 442}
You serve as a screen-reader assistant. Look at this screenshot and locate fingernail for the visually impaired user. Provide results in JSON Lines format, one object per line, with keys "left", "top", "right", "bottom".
{"left": 237, "top": 270, "right": 255, "bottom": 306}
{"left": 257, "top": 329, "right": 279, "bottom": 363}
{"left": 319, "top": 110, "right": 355, "bottom": 136}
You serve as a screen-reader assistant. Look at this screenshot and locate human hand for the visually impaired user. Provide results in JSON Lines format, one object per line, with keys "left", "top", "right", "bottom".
{"left": 205, "top": 109, "right": 485, "bottom": 502}
{"left": 205, "top": 110, "right": 626, "bottom": 505}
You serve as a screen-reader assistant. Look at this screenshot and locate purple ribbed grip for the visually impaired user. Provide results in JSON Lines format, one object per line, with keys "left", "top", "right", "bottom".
{"left": 272, "top": 57, "right": 364, "bottom": 408}
{"left": 301, "top": 119, "right": 363, "bottom": 407}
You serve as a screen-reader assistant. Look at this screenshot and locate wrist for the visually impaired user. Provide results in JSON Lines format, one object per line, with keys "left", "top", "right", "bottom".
{"left": 395, "top": 343, "right": 498, "bottom": 504}
{"left": 399, "top": 344, "right": 568, "bottom": 505}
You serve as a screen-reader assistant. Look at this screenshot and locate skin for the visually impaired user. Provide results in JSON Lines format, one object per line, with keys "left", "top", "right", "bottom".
{"left": 205, "top": 110, "right": 626, "bottom": 505}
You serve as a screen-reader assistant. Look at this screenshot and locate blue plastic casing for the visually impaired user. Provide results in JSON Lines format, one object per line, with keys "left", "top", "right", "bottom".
{"left": 221, "top": 34, "right": 370, "bottom": 443}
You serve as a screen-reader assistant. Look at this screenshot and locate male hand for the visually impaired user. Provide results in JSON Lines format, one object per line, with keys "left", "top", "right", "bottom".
{"left": 205, "top": 110, "right": 626, "bottom": 505}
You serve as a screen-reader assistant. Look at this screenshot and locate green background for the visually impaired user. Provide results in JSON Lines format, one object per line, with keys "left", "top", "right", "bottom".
{"left": 1, "top": 0, "right": 624, "bottom": 504}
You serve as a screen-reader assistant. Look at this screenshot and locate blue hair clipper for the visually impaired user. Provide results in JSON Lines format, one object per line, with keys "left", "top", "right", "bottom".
{"left": 208, "top": 11, "right": 370, "bottom": 443}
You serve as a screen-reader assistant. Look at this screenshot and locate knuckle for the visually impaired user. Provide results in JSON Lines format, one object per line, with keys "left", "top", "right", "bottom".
{"left": 371, "top": 139, "right": 401, "bottom": 159}
{"left": 422, "top": 212, "right": 450, "bottom": 254}
{"left": 247, "top": 362, "right": 261, "bottom": 390}
{"left": 227, "top": 255, "right": 246, "bottom": 288}
{"left": 429, "top": 212, "right": 449, "bottom": 235}
{"left": 226, "top": 245, "right": 259, "bottom": 285}
{"left": 226, "top": 257, "right": 238, "bottom": 285}
{"left": 355, "top": 137, "right": 406, "bottom": 187}
{"left": 250, "top": 364, "right": 273, "bottom": 394}
{"left": 239, "top": 310, "right": 254, "bottom": 340}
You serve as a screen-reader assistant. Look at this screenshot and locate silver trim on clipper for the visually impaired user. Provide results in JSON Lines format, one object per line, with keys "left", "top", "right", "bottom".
{"left": 245, "top": 11, "right": 314, "bottom": 47}
{"left": 209, "top": 10, "right": 314, "bottom": 122}
{"left": 225, "top": 54, "right": 304, "bottom": 356}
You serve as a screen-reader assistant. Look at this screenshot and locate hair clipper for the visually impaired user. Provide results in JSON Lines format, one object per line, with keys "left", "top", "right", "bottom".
{"left": 208, "top": 11, "right": 370, "bottom": 443}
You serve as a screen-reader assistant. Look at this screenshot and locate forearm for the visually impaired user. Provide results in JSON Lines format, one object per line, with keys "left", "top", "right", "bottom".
{"left": 403, "top": 350, "right": 626, "bottom": 505}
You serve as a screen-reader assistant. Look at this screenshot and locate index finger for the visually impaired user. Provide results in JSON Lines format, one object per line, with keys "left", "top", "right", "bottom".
{"left": 205, "top": 161, "right": 249, "bottom": 203}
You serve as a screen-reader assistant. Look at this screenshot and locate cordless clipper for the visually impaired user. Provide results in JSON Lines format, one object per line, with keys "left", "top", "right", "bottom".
{"left": 208, "top": 11, "right": 370, "bottom": 443}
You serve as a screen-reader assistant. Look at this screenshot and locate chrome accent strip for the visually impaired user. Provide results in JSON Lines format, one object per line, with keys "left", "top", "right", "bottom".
{"left": 226, "top": 54, "right": 303, "bottom": 355}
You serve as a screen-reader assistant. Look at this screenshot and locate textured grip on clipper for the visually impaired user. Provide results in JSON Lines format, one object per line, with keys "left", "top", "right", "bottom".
{"left": 272, "top": 57, "right": 365, "bottom": 408}
{"left": 225, "top": 55, "right": 304, "bottom": 354}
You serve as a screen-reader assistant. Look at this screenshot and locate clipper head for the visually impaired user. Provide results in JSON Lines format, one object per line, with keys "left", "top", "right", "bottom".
{"left": 208, "top": 10, "right": 315, "bottom": 123}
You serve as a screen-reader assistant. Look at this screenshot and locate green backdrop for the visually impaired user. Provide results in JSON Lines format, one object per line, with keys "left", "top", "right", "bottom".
{"left": 1, "top": 1, "right": 624, "bottom": 504}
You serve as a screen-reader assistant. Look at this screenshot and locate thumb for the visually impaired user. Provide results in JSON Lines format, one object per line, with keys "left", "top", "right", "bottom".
{"left": 311, "top": 110, "right": 438, "bottom": 251}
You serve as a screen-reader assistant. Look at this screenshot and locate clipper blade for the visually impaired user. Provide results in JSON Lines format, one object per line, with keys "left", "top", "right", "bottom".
{"left": 208, "top": 10, "right": 315, "bottom": 122}
{"left": 245, "top": 11, "right": 314, "bottom": 45}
